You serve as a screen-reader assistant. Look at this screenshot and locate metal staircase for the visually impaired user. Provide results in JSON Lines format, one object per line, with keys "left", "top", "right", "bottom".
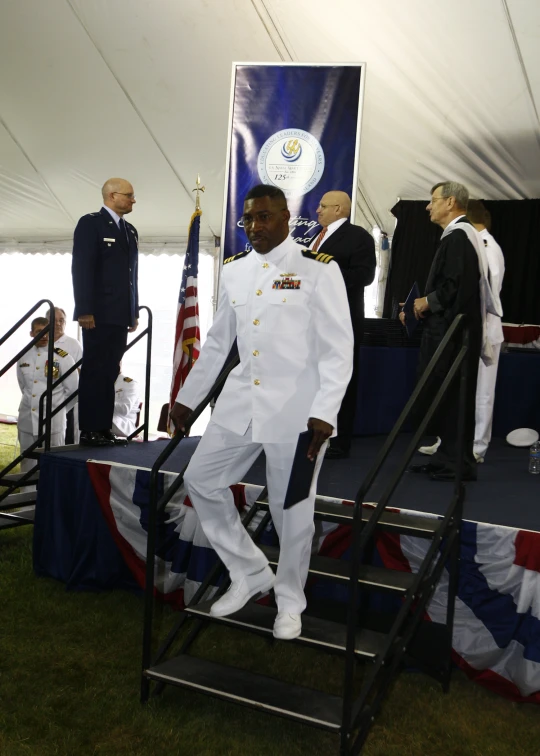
{"left": 141, "top": 315, "right": 469, "bottom": 755}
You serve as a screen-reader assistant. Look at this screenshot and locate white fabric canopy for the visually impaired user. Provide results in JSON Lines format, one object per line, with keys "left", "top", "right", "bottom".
{"left": 1, "top": 0, "right": 539, "bottom": 246}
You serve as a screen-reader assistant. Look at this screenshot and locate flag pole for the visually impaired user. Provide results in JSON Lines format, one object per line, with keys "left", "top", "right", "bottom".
{"left": 186, "top": 175, "right": 205, "bottom": 379}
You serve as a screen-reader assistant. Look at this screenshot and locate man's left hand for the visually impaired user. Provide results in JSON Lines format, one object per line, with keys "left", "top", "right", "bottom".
{"left": 413, "top": 297, "right": 430, "bottom": 320}
{"left": 307, "top": 417, "right": 333, "bottom": 461}
{"left": 128, "top": 319, "right": 139, "bottom": 333}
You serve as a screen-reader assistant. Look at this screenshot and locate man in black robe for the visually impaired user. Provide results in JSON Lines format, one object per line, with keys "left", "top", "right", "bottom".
{"left": 402, "top": 181, "right": 482, "bottom": 481}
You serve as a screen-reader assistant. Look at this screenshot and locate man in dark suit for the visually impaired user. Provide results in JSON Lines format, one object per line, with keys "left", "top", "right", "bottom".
{"left": 72, "top": 178, "right": 139, "bottom": 447}
{"left": 402, "top": 181, "right": 482, "bottom": 481}
{"left": 310, "top": 191, "right": 376, "bottom": 459}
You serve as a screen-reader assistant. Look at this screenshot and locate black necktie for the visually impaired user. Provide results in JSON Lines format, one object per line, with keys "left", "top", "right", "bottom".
{"left": 119, "top": 218, "right": 129, "bottom": 246}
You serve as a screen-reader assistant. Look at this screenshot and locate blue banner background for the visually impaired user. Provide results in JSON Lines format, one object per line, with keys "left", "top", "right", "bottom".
{"left": 223, "top": 64, "right": 363, "bottom": 259}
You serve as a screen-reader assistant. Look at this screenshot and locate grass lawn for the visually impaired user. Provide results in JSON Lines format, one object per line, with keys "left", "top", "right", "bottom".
{"left": 1, "top": 426, "right": 539, "bottom": 755}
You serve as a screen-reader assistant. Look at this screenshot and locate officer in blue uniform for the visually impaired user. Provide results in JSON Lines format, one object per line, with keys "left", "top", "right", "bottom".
{"left": 71, "top": 178, "right": 139, "bottom": 446}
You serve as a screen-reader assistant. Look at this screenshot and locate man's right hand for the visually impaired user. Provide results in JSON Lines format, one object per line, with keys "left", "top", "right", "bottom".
{"left": 169, "top": 402, "right": 192, "bottom": 436}
{"left": 78, "top": 314, "right": 95, "bottom": 329}
{"left": 399, "top": 302, "right": 406, "bottom": 326}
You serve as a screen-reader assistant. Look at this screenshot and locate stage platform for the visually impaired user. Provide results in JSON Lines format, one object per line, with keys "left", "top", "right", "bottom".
{"left": 31, "top": 434, "right": 540, "bottom": 705}
{"left": 42, "top": 434, "right": 540, "bottom": 533}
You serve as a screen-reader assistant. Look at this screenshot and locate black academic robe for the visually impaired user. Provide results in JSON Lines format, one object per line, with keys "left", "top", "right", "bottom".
{"left": 418, "top": 217, "right": 482, "bottom": 475}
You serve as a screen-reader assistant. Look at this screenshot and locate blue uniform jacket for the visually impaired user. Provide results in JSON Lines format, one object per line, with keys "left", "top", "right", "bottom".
{"left": 72, "top": 208, "right": 139, "bottom": 327}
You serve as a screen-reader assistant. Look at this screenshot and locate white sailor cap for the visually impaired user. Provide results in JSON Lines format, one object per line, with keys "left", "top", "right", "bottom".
{"left": 506, "top": 428, "right": 539, "bottom": 447}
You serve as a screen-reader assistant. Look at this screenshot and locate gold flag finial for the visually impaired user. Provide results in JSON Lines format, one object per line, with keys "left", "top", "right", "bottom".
{"left": 192, "top": 174, "right": 205, "bottom": 211}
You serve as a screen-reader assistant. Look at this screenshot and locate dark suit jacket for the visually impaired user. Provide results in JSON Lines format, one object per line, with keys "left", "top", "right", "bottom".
{"left": 316, "top": 219, "right": 376, "bottom": 327}
{"left": 72, "top": 208, "right": 139, "bottom": 327}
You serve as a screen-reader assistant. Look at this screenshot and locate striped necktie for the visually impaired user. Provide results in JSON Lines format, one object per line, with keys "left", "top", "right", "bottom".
{"left": 119, "top": 217, "right": 130, "bottom": 246}
{"left": 312, "top": 227, "right": 327, "bottom": 252}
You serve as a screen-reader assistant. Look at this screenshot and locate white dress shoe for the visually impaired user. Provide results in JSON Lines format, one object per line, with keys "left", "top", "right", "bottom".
{"left": 273, "top": 612, "right": 302, "bottom": 640}
{"left": 418, "top": 436, "right": 441, "bottom": 455}
{"left": 210, "top": 566, "right": 274, "bottom": 618}
{"left": 473, "top": 452, "right": 484, "bottom": 463}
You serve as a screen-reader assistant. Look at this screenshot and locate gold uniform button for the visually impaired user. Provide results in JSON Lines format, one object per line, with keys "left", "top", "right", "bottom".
{"left": 262, "top": 263, "right": 269, "bottom": 269}
{"left": 254, "top": 379, "right": 260, "bottom": 386}
{"left": 34, "top": 380, "right": 37, "bottom": 384}
{"left": 32, "top": 394, "right": 36, "bottom": 397}
{"left": 253, "top": 350, "right": 259, "bottom": 357}
{"left": 232, "top": 300, "right": 236, "bottom": 304}
{"left": 253, "top": 319, "right": 260, "bottom": 326}
{"left": 256, "top": 289, "right": 262, "bottom": 296}
{"left": 32, "top": 408, "right": 35, "bottom": 412}
{"left": 282, "top": 298, "right": 287, "bottom": 302}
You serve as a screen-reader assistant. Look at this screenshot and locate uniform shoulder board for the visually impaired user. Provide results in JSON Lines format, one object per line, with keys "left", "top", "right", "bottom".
{"left": 301, "top": 249, "right": 334, "bottom": 264}
{"left": 90, "top": 211, "right": 101, "bottom": 216}
{"left": 54, "top": 347, "right": 69, "bottom": 358}
{"left": 223, "top": 249, "right": 251, "bottom": 265}
{"left": 123, "top": 377, "right": 133, "bottom": 382}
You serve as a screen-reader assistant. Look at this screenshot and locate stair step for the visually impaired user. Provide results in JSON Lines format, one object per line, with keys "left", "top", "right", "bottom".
{"left": 253, "top": 493, "right": 441, "bottom": 537}
{"left": 0, "top": 491, "right": 38, "bottom": 511}
{"left": 145, "top": 654, "right": 343, "bottom": 730}
{"left": 260, "top": 545, "right": 415, "bottom": 594}
{"left": 0, "top": 506, "right": 36, "bottom": 530}
{"left": 186, "top": 600, "right": 386, "bottom": 658}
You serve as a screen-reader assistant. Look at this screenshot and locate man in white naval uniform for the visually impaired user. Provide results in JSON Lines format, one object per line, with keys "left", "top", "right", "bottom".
{"left": 47, "top": 307, "right": 82, "bottom": 444}
{"left": 16, "top": 317, "right": 78, "bottom": 479}
{"left": 111, "top": 371, "right": 140, "bottom": 438}
{"left": 467, "top": 201, "right": 505, "bottom": 462}
{"left": 170, "top": 185, "right": 353, "bottom": 640}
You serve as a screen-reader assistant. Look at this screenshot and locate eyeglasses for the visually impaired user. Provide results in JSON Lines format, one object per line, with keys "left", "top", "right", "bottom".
{"left": 113, "top": 192, "right": 136, "bottom": 200}
{"left": 318, "top": 203, "right": 339, "bottom": 209}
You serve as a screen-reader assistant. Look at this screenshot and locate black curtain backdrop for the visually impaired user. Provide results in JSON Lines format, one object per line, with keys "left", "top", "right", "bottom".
{"left": 383, "top": 199, "right": 540, "bottom": 324}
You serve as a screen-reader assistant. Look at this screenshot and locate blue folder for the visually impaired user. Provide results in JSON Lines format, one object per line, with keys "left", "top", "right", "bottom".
{"left": 283, "top": 429, "right": 316, "bottom": 509}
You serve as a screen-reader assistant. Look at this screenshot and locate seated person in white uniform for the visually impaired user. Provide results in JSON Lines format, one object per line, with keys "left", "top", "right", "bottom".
{"left": 17, "top": 317, "right": 78, "bottom": 480}
{"left": 170, "top": 184, "right": 353, "bottom": 641}
{"left": 111, "top": 370, "right": 140, "bottom": 438}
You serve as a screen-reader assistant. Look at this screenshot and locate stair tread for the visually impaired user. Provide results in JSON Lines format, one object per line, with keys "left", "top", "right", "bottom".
{"left": 186, "top": 600, "right": 385, "bottom": 658}
{"left": 145, "top": 654, "right": 343, "bottom": 730}
{"left": 260, "top": 544, "right": 415, "bottom": 592}
{"left": 0, "top": 507, "right": 36, "bottom": 530}
{"left": 252, "top": 493, "right": 441, "bottom": 536}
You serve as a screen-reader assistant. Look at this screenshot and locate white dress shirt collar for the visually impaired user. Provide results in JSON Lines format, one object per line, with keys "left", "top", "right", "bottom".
{"left": 310, "top": 217, "right": 347, "bottom": 248}
{"left": 102, "top": 205, "right": 122, "bottom": 227}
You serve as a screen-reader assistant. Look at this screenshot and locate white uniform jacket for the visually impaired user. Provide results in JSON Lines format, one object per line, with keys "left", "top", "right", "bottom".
{"left": 480, "top": 229, "right": 505, "bottom": 346}
{"left": 55, "top": 333, "right": 83, "bottom": 365}
{"left": 112, "top": 373, "right": 140, "bottom": 437}
{"left": 177, "top": 235, "right": 354, "bottom": 443}
{"left": 17, "top": 345, "right": 78, "bottom": 435}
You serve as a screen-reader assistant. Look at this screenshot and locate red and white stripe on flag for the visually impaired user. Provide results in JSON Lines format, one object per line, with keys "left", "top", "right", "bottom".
{"left": 169, "top": 209, "right": 201, "bottom": 413}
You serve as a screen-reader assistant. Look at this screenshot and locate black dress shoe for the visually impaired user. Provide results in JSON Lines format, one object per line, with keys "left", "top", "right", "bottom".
{"left": 325, "top": 446, "right": 350, "bottom": 460}
{"left": 429, "top": 469, "right": 477, "bottom": 482}
{"left": 80, "top": 431, "right": 115, "bottom": 447}
{"left": 101, "top": 430, "right": 129, "bottom": 447}
{"left": 407, "top": 463, "right": 443, "bottom": 474}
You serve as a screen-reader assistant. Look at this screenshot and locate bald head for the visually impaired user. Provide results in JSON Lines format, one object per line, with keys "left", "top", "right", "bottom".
{"left": 101, "top": 177, "right": 136, "bottom": 217}
{"left": 316, "top": 191, "right": 352, "bottom": 228}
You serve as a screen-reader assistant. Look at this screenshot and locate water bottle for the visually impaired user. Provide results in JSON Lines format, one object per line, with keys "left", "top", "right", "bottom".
{"left": 529, "top": 441, "right": 540, "bottom": 474}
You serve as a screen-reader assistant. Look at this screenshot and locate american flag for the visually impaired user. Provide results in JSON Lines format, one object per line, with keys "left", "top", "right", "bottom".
{"left": 169, "top": 210, "right": 201, "bottom": 418}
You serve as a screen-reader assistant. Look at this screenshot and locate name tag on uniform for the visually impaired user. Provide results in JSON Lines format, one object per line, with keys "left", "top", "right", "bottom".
{"left": 104, "top": 238, "right": 116, "bottom": 242}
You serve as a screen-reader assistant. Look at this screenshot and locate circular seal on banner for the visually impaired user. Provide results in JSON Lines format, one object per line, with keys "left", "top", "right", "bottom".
{"left": 257, "top": 129, "right": 325, "bottom": 198}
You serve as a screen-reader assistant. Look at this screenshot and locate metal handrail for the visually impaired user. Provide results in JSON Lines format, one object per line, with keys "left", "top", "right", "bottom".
{"left": 141, "top": 352, "right": 240, "bottom": 694}
{"left": 341, "top": 313, "right": 469, "bottom": 736}
{"left": 0, "top": 301, "right": 55, "bottom": 497}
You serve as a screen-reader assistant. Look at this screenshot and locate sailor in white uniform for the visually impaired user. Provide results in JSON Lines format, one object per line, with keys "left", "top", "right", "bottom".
{"left": 468, "top": 203, "right": 505, "bottom": 461}
{"left": 170, "top": 185, "right": 353, "bottom": 640}
{"left": 111, "top": 372, "right": 140, "bottom": 438}
{"left": 47, "top": 307, "right": 82, "bottom": 444}
{"left": 16, "top": 317, "right": 78, "bottom": 478}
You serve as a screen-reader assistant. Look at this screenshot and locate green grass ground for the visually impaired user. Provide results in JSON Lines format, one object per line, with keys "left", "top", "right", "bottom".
{"left": 1, "top": 426, "right": 539, "bottom": 755}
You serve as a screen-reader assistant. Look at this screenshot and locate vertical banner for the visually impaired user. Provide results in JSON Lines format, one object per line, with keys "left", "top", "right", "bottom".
{"left": 221, "top": 63, "right": 364, "bottom": 260}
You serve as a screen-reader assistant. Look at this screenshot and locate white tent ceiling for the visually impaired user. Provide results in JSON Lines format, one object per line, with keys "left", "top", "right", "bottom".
{"left": 1, "top": 0, "right": 539, "bottom": 245}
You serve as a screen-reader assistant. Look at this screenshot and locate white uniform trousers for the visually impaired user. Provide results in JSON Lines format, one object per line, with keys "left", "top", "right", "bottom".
{"left": 183, "top": 420, "right": 327, "bottom": 614}
{"left": 474, "top": 342, "right": 502, "bottom": 458}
